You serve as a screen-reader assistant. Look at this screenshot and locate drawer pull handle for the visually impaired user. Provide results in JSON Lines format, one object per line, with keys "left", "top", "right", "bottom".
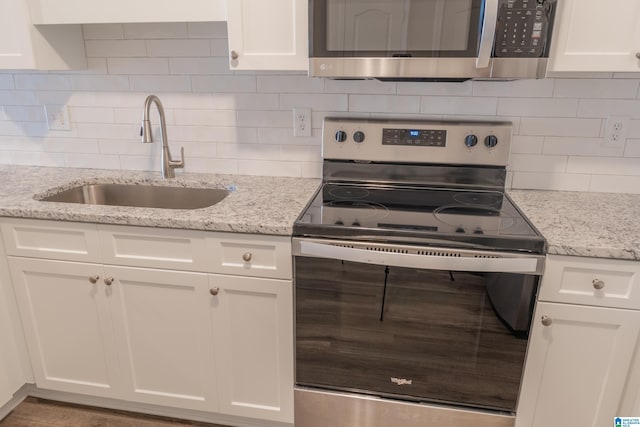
{"left": 104, "top": 277, "right": 114, "bottom": 286}
{"left": 231, "top": 50, "right": 239, "bottom": 60}
{"left": 592, "top": 279, "right": 605, "bottom": 290}
{"left": 541, "top": 315, "right": 552, "bottom": 326}
{"left": 210, "top": 287, "right": 220, "bottom": 296}
{"left": 242, "top": 252, "right": 252, "bottom": 262}
{"left": 89, "top": 275, "right": 99, "bottom": 284}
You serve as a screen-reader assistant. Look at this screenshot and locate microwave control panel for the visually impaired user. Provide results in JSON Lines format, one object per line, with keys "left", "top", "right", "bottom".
{"left": 494, "top": 0, "right": 555, "bottom": 58}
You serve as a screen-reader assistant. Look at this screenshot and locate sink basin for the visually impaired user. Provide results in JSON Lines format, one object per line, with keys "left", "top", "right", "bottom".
{"left": 40, "top": 183, "right": 229, "bottom": 210}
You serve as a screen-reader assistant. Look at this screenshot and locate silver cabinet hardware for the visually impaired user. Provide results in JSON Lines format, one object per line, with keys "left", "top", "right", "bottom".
{"left": 104, "top": 277, "right": 114, "bottom": 286}
{"left": 636, "top": 52, "right": 640, "bottom": 60}
{"left": 210, "top": 287, "right": 220, "bottom": 296}
{"left": 541, "top": 315, "right": 552, "bottom": 326}
{"left": 231, "top": 50, "right": 239, "bottom": 60}
{"left": 89, "top": 275, "right": 99, "bottom": 284}
{"left": 592, "top": 279, "right": 605, "bottom": 290}
{"left": 242, "top": 252, "right": 252, "bottom": 262}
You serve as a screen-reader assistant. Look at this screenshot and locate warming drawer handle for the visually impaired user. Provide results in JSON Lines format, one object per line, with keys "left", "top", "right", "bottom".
{"left": 477, "top": 0, "right": 499, "bottom": 69}
{"left": 299, "top": 241, "right": 540, "bottom": 274}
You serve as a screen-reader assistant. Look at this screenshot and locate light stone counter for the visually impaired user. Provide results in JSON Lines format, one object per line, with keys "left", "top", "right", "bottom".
{"left": 0, "top": 165, "right": 320, "bottom": 236}
{"left": 509, "top": 189, "right": 640, "bottom": 261}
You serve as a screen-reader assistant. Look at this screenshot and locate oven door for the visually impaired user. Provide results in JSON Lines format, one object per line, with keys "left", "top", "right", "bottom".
{"left": 293, "top": 239, "right": 543, "bottom": 412}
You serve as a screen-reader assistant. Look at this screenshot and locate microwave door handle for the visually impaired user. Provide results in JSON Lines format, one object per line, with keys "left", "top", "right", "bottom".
{"left": 299, "top": 241, "right": 541, "bottom": 274}
{"left": 477, "top": 0, "right": 499, "bottom": 68}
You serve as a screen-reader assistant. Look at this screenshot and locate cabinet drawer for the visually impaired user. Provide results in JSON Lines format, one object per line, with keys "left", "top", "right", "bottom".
{"left": 99, "top": 225, "right": 208, "bottom": 272}
{"left": 0, "top": 218, "right": 101, "bottom": 263}
{"left": 539, "top": 255, "right": 640, "bottom": 309}
{"left": 207, "top": 234, "right": 292, "bottom": 280}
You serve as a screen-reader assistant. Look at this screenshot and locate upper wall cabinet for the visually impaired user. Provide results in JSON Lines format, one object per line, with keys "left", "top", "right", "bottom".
{"left": 549, "top": 0, "right": 640, "bottom": 72}
{"left": 0, "top": 0, "right": 85, "bottom": 69}
{"left": 27, "top": 0, "right": 227, "bottom": 24}
{"left": 226, "top": 0, "right": 308, "bottom": 70}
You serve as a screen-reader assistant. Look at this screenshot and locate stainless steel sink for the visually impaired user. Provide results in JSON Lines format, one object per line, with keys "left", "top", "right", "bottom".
{"left": 40, "top": 183, "right": 229, "bottom": 209}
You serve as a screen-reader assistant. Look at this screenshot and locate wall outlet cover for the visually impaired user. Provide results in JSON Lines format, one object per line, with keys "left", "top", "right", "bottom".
{"left": 45, "top": 104, "right": 71, "bottom": 131}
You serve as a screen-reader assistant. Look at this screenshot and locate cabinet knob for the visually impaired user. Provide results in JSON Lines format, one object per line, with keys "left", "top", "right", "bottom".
{"left": 210, "top": 287, "right": 220, "bottom": 296}
{"left": 592, "top": 279, "right": 605, "bottom": 290}
{"left": 242, "top": 252, "right": 252, "bottom": 262}
{"left": 636, "top": 52, "right": 640, "bottom": 60}
{"left": 89, "top": 275, "right": 99, "bottom": 284}
{"left": 231, "top": 50, "right": 239, "bottom": 60}
{"left": 541, "top": 315, "right": 552, "bottom": 326}
{"left": 104, "top": 277, "right": 114, "bottom": 286}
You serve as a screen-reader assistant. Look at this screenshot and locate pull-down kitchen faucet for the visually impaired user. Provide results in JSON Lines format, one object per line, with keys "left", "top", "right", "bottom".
{"left": 141, "top": 94, "right": 184, "bottom": 179}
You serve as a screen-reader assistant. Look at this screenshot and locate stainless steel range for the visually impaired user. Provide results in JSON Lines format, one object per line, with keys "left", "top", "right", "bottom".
{"left": 292, "top": 118, "right": 546, "bottom": 427}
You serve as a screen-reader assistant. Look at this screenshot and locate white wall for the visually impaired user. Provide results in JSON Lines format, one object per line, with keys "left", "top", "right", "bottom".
{"left": 0, "top": 22, "right": 639, "bottom": 193}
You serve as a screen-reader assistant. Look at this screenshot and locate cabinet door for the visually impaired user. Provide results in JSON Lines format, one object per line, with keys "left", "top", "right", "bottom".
{"left": 107, "top": 266, "right": 218, "bottom": 411}
{"left": 516, "top": 302, "right": 640, "bottom": 427}
{"left": 209, "top": 274, "right": 294, "bottom": 423}
{"left": 226, "top": 0, "right": 308, "bottom": 70}
{"left": 0, "top": 0, "right": 37, "bottom": 68}
{"left": 8, "top": 257, "right": 121, "bottom": 398}
{"left": 549, "top": 0, "right": 640, "bottom": 72}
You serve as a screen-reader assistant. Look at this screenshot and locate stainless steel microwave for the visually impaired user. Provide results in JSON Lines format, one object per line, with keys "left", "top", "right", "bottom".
{"left": 309, "top": 0, "right": 557, "bottom": 80}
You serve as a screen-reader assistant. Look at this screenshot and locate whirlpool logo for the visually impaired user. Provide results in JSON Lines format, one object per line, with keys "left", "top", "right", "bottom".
{"left": 390, "top": 377, "right": 413, "bottom": 386}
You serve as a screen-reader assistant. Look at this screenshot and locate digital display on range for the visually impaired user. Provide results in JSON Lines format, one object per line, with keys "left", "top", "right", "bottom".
{"left": 382, "top": 128, "right": 447, "bottom": 147}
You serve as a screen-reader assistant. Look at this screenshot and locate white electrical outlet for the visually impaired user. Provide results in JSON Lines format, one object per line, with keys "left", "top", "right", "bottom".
{"left": 45, "top": 104, "right": 71, "bottom": 131}
{"left": 603, "top": 115, "right": 629, "bottom": 147}
{"left": 293, "top": 107, "right": 311, "bottom": 137}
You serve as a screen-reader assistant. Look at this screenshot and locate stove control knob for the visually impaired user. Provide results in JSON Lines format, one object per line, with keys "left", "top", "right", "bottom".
{"left": 484, "top": 135, "right": 498, "bottom": 148}
{"left": 455, "top": 227, "right": 465, "bottom": 233}
{"left": 353, "top": 131, "right": 365, "bottom": 143}
{"left": 335, "top": 130, "right": 347, "bottom": 143}
{"left": 464, "top": 134, "right": 478, "bottom": 148}
{"left": 352, "top": 221, "right": 361, "bottom": 227}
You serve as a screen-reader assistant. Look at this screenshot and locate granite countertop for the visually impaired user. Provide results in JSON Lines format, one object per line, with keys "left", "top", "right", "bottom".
{"left": 0, "top": 165, "right": 320, "bottom": 236}
{"left": 509, "top": 189, "right": 640, "bottom": 261}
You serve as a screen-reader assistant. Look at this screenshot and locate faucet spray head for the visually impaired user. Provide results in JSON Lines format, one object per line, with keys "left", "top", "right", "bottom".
{"left": 141, "top": 119, "right": 153, "bottom": 143}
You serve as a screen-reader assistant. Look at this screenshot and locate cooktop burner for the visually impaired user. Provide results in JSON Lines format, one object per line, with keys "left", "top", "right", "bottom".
{"left": 295, "top": 183, "right": 544, "bottom": 253}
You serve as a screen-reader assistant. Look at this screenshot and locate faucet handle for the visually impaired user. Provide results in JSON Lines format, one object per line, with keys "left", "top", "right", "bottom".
{"left": 169, "top": 146, "right": 185, "bottom": 170}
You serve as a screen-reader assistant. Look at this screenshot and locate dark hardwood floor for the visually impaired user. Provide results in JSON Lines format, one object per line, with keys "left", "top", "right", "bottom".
{"left": 0, "top": 397, "right": 230, "bottom": 427}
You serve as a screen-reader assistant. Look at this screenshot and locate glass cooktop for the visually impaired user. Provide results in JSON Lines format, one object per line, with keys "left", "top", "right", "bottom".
{"left": 294, "top": 183, "right": 546, "bottom": 253}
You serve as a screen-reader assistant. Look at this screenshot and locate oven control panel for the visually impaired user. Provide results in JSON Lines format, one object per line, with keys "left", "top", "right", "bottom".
{"left": 323, "top": 118, "right": 512, "bottom": 166}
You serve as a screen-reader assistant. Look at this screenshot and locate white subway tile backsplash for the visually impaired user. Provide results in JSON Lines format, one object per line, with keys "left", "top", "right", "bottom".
{"left": 420, "top": 96, "right": 497, "bottom": 116}
{"left": 123, "top": 23, "right": 188, "bottom": 39}
{"left": 85, "top": 40, "right": 146, "bottom": 58}
{"left": 146, "top": 40, "right": 211, "bottom": 57}
{"left": 108, "top": 58, "right": 170, "bottom": 75}
{"left": 567, "top": 156, "right": 640, "bottom": 175}
{"left": 511, "top": 172, "right": 591, "bottom": 191}
{"left": 519, "top": 117, "right": 602, "bottom": 137}
{"left": 0, "top": 75, "right": 14, "bottom": 90}
{"left": 129, "top": 75, "right": 191, "bottom": 93}
{"left": 554, "top": 79, "right": 640, "bottom": 99}
{"left": 1, "top": 22, "right": 640, "bottom": 193}
{"left": 497, "top": 98, "right": 578, "bottom": 118}
{"left": 280, "top": 94, "right": 348, "bottom": 111}
{"left": 349, "top": 95, "right": 420, "bottom": 113}
{"left": 543, "top": 136, "right": 625, "bottom": 157}
{"left": 473, "top": 79, "right": 555, "bottom": 98}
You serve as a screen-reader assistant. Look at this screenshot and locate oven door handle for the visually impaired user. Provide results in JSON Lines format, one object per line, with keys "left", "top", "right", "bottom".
{"left": 299, "top": 241, "right": 540, "bottom": 274}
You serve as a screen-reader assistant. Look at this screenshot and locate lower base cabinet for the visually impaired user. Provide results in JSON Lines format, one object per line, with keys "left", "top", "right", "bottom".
{"left": 516, "top": 254, "right": 640, "bottom": 427}
{"left": 3, "top": 219, "right": 294, "bottom": 424}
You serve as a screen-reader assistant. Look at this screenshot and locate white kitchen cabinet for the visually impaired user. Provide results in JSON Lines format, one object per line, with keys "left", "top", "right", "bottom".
{"left": 1, "top": 218, "right": 294, "bottom": 424}
{"left": 516, "top": 301, "right": 640, "bottom": 427}
{"left": 548, "top": 0, "right": 640, "bottom": 72}
{"left": 516, "top": 255, "right": 640, "bottom": 427}
{"left": 0, "top": 0, "right": 85, "bottom": 69}
{"left": 8, "top": 257, "right": 122, "bottom": 398}
{"left": 27, "top": 0, "right": 227, "bottom": 24}
{"left": 210, "top": 274, "right": 293, "bottom": 422}
{"left": 226, "top": 0, "right": 308, "bottom": 70}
